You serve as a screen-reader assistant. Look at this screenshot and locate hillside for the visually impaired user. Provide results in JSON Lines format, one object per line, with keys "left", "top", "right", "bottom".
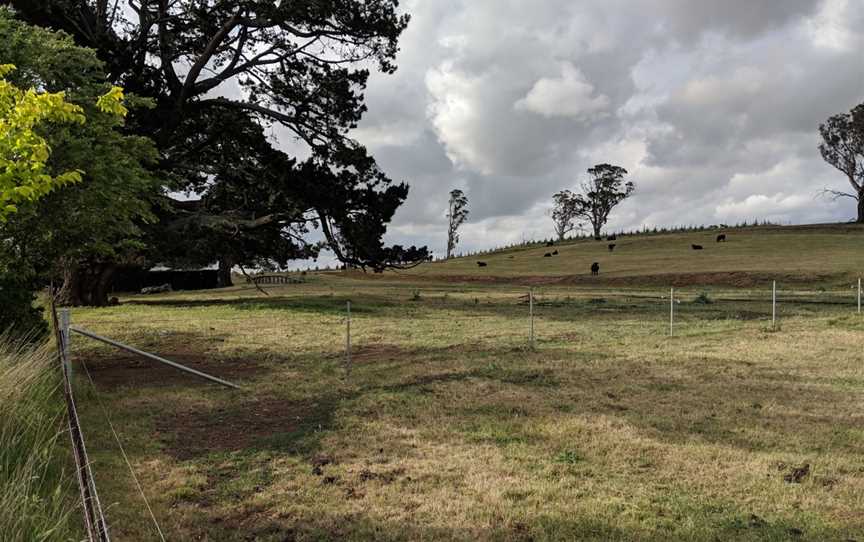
{"left": 399, "top": 223, "right": 864, "bottom": 287}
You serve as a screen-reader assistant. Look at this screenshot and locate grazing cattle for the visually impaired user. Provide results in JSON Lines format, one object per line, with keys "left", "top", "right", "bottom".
{"left": 552, "top": 250, "right": 559, "bottom": 255}
{"left": 544, "top": 253, "right": 552, "bottom": 257}
{"left": 477, "top": 261, "right": 488, "bottom": 267}
{"left": 606, "top": 234, "right": 617, "bottom": 241}
{"left": 691, "top": 244, "right": 703, "bottom": 250}
{"left": 590, "top": 262, "right": 600, "bottom": 276}
{"left": 608, "top": 243, "right": 616, "bottom": 252}
{"left": 546, "top": 241, "right": 555, "bottom": 247}
{"left": 716, "top": 234, "right": 726, "bottom": 242}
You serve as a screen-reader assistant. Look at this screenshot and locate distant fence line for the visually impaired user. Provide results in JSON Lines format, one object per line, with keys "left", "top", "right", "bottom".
{"left": 246, "top": 274, "right": 305, "bottom": 285}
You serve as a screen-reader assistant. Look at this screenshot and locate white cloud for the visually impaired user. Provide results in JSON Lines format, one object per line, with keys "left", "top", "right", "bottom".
{"left": 715, "top": 193, "right": 815, "bottom": 222}
{"left": 425, "top": 61, "right": 495, "bottom": 174}
{"left": 680, "top": 66, "right": 767, "bottom": 106}
{"left": 804, "top": 0, "right": 862, "bottom": 51}
{"left": 515, "top": 63, "right": 610, "bottom": 121}
{"left": 341, "top": 0, "right": 864, "bottom": 256}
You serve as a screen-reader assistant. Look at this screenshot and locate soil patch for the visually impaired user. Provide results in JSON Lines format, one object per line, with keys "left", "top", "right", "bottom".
{"left": 348, "top": 344, "right": 410, "bottom": 364}
{"left": 79, "top": 349, "right": 267, "bottom": 390}
{"left": 155, "top": 396, "right": 317, "bottom": 460}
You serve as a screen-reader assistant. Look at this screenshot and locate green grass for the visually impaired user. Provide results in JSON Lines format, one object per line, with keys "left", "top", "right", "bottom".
{"left": 0, "top": 337, "right": 81, "bottom": 541}
{"left": 405, "top": 223, "right": 864, "bottom": 287}
{"left": 63, "top": 224, "right": 864, "bottom": 541}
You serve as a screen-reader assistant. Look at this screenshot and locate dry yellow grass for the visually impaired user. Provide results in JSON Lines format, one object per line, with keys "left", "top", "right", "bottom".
{"left": 65, "top": 271, "right": 864, "bottom": 541}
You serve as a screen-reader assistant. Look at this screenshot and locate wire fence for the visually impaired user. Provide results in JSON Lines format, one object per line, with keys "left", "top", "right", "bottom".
{"left": 67, "top": 280, "right": 864, "bottom": 372}
{"left": 57, "top": 279, "right": 864, "bottom": 539}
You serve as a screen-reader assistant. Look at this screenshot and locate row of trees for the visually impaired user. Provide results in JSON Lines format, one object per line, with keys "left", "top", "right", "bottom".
{"left": 1, "top": 1, "right": 430, "bottom": 333}
{"left": 550, "top": 164, "right": 634, "bottom": 241}
{"left": 443, "top": 164, "right": 635, "bottom": 258}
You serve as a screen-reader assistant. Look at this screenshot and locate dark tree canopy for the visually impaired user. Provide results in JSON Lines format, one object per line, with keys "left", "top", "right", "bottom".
{"left": 7, "top": 0, "right": 429, "bottom": 300}
{"left": 573, "top": 164, "right": 634, "bottom": 239}
{"left": 819, "top": 103, "right": 864, "bottom": 222}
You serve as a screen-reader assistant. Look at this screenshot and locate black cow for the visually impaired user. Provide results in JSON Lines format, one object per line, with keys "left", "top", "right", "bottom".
{"left": 546, "top": 241, "right": 555, "bottom": 247}
{"left": 716, "top": 234, "right": 726, "bottom": 242}
{"left": 544, "top": 253, "right": 552, "bottom": 257}
{"left": 552, "top": 250, "right": 559, "bottom": 255}
{"left": 477, "top": 261, "right": 488, "bottom": 267}
{"left": 590, "top": 262, "right": 600, "bottom": 275}
{"left": 606, "top": 234, "right": 617, "bottom": 241}
{"left": 691, "top": 244, "right": 703, "bottom": 250}
{"left": 608, "top": 243, "right": 616, "bottom": 252}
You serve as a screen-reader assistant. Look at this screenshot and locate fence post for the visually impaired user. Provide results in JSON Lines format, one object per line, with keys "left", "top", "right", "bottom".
{"left": 772, "top": 280, "right": 777, "bottom": 330}
{"left": 669, "top": 287, "right": 674, "bottom": 337}
{"left": 345, "top": 301, "right": 352, "bottom": 375}
{"left": 858, "top": 278, "right": 861, "bottom": 315}
{"left": 59, "top": 308, "right": 71, "bottom": 379}
{"left": 529, "top": 289, "right": 535, "bottom": 348}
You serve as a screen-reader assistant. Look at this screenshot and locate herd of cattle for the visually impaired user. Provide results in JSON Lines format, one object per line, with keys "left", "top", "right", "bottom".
{"left": 475, "top": 233, "right": 729, "bottom": 275}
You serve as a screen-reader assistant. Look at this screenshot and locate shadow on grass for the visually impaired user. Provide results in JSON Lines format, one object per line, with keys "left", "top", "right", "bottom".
{"left": 183, "top": 496, "right": 856, "bottom": 542}
{"left": 122, "top": 294, "right": 390, "bottom": 315}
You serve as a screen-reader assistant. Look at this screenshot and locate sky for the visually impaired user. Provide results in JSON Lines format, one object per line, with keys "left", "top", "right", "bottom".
{"left": 327, "top": 0, "right": 864, "bottom": 261}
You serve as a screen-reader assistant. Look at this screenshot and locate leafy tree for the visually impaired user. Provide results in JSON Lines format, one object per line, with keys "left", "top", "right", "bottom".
{"left": 819, "top": 103, "right": 864, "bottom": 222}
{"left": 11, "top": 0, "right": 429, "bottom": 283}
{"left": 549, "top": 190, "right": 582, "bottom": 242}
{"left": 573, "top": 164, "right": 634, "bottom": 239}
{"left": 0, "top": 64, "right": 85, "bottom": 220}
{"left": 446, "top": 189, "right": 469, "bottom": 259}
{"left": 0, "top": 11, "right": 159, "bottom": 308}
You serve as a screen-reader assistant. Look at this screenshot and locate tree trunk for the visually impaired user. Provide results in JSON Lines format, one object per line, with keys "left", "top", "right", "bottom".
{"left": 592, "top": 223, "right": 602, "bottom": 240}
{"left": 90, "top": 264, "right": 117, "bottom": 307}
{"left": 59, "top": 263, "right": 116, "bottom": 307}
{"left": 217, "top": 257, "right": 233, "bottom": 287}
{"left": 58, "top": 264, "right": 84, "bottom": 306}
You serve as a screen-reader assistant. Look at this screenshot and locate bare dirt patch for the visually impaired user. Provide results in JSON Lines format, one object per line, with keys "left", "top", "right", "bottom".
{"left": 155, "top": 396, "right": 315, "bottom": 460}
{"left": 348, "top": 344, "right": 410, "bottom": 364}
{"left": 78, "top": 349, "right": 267, "bottom": 390}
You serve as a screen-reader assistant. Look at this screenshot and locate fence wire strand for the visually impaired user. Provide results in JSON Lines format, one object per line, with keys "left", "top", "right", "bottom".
{"left": 78, "top": 357, "right": 168, "bottom": 542}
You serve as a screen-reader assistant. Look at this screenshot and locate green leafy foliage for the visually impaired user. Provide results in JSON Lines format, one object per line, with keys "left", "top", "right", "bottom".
{"left": 0, "top": 11, "right": 157, "bottom": 311}
{"left": 0, "top": 64, "right": 84, "bottom": 219}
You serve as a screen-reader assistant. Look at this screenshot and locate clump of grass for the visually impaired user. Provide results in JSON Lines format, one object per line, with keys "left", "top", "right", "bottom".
{"left": 410, "top": 289, "right": 421, "bottom": 301}
{"left": 554, "top": 450, "right": 584, "bottom": 465}
{"left": 693, "top": 291, "right": 714, "bottom": 304}
{"left": 0, "top": 336, "right": 79, "bottom": 540}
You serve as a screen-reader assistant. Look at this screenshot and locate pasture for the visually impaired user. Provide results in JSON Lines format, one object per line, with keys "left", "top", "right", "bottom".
{"left": 67, "top": 225, "right": 864, "bottom": 541}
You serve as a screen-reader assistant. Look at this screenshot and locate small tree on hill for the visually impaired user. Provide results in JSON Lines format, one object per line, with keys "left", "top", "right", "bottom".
{"left": 819, "top": 103, "right": 864, "bottom": 222}
{"left": 446, "top": 189, "right": 469, "bottom": 259}
{"left": 550, "top": 190, "right": 582, "bottom": 241}
{"left": 573, "top": 164, "right": 634, "bottom": 239}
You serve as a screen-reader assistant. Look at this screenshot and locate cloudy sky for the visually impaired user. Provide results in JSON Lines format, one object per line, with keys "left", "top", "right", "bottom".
{"left": 339, "top": 0, "right": 864, "bottom": 259}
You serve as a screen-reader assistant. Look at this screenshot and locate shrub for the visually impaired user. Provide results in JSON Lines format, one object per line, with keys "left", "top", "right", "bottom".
{"left": 693, "top": 291, "right": 714, "bottom": 304}
{"left": 0, "top": 271, "right": 46, "bottom": 338}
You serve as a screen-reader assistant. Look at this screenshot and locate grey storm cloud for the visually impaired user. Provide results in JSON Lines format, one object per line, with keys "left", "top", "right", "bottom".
{"left": 344, "top": 0, "right": 864, "bottom": 258}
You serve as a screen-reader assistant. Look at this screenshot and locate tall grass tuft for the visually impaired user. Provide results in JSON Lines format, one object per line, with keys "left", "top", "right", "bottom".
{"left": 0, "top": 336, "right": 80, "bottom": 541}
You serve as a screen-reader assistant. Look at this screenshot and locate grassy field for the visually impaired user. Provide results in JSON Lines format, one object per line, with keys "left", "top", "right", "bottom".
{"left": 410, "top": 223, "right": 864, "bottom": 287}
{"left": 66, "top": 224, "right": 864, "bottom": 541}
